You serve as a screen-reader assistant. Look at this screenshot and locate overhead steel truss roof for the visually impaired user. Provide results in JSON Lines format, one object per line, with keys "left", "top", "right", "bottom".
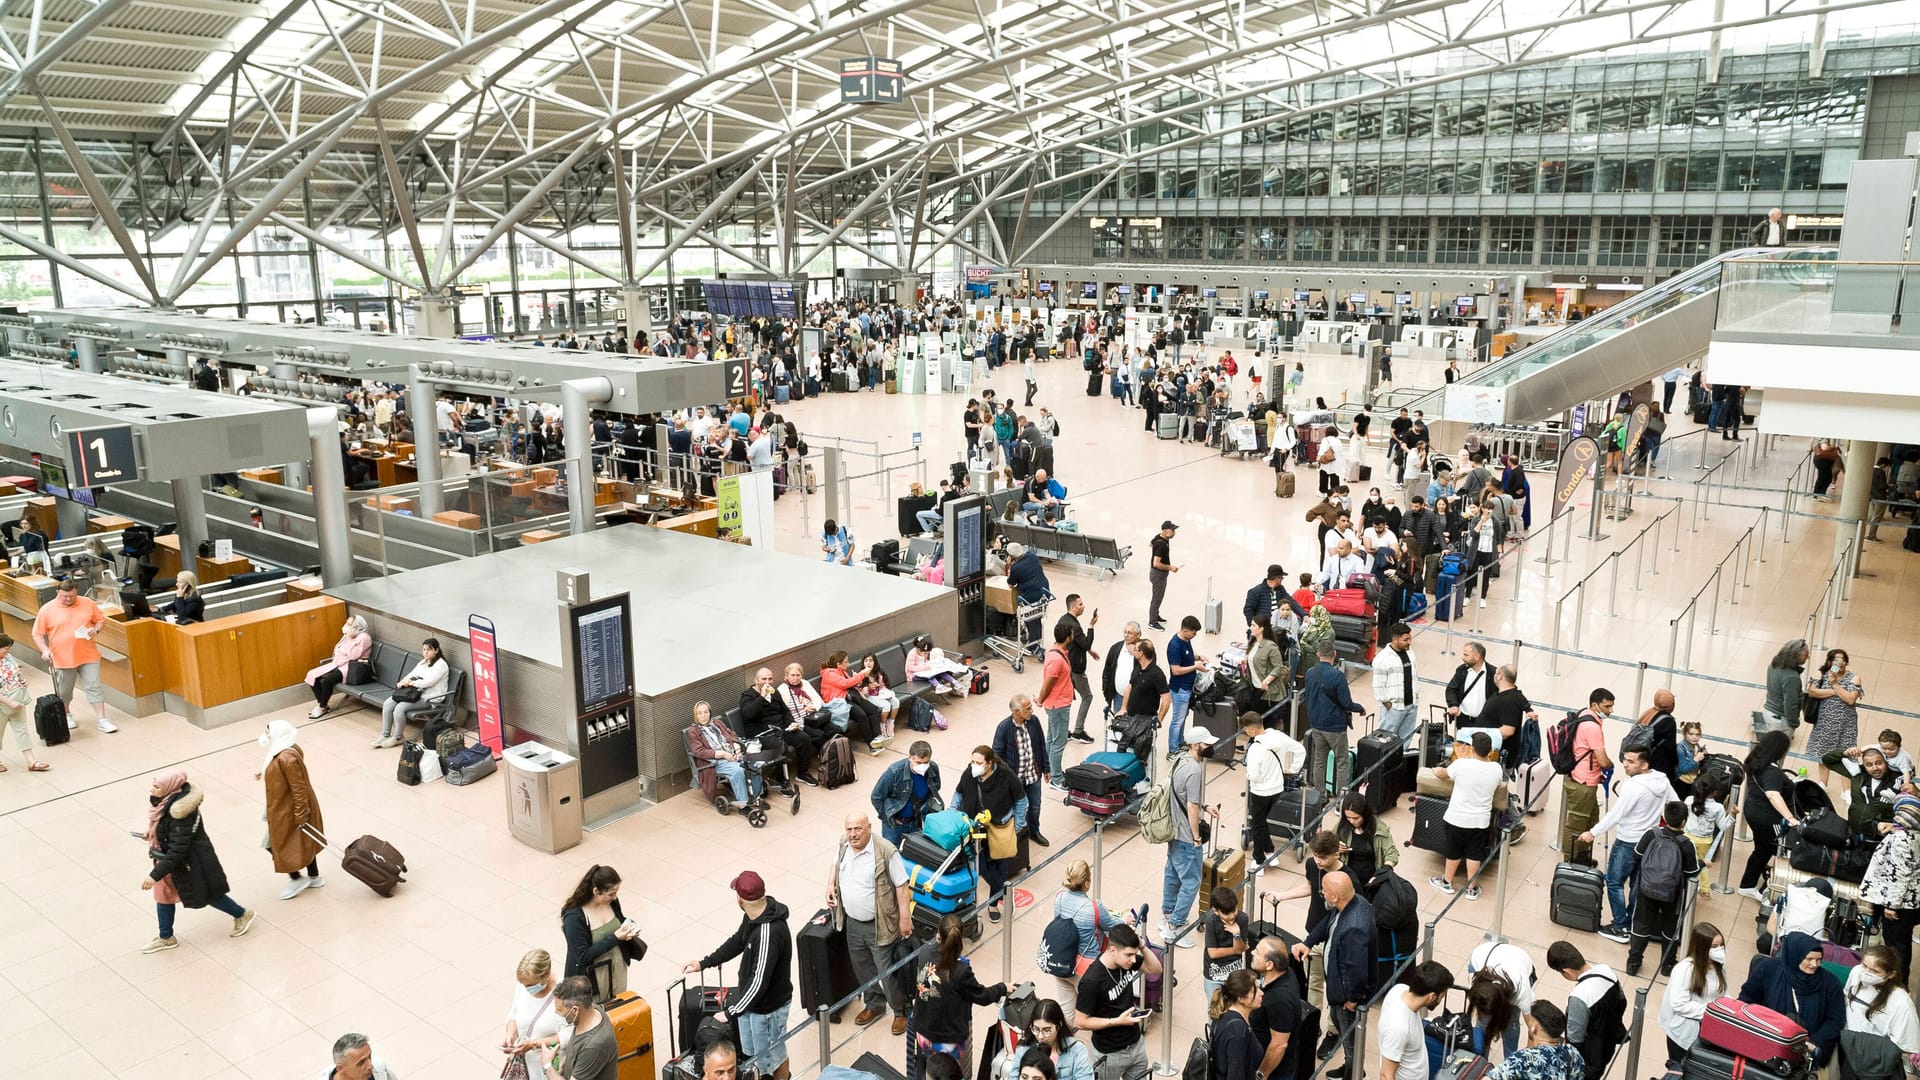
{"left": 0, "top": 0, "right": 1876, "bottom": 305}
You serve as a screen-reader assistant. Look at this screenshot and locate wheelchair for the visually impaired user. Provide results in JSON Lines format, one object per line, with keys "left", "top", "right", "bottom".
{"left": 684, "top": 727, "right": 777, "bottom": 828}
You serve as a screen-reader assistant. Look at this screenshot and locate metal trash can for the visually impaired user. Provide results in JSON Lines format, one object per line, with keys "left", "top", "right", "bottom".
{"left": 504, "top": 741, "right": 583, "bottom": 853}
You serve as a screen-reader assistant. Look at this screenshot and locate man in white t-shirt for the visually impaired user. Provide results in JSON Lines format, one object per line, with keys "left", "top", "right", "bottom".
{"left": 1430, "top": 731, "right": 1503, "bottom": 899}
{"left": 1468, "top": 940, "right": 1538, "bottom": 1056}
{"left": 1377, "top": 961, "right": 1454, "bottom": 1080}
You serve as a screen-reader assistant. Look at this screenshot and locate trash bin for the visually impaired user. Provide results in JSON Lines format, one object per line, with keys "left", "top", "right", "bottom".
{"left": 504, "top": 741, "right": 583, "bottom": 853}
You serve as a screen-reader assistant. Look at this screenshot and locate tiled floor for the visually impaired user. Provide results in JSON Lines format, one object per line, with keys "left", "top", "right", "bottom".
{"left": 1, "top": 344, "right": 1912, "bottom": 1079}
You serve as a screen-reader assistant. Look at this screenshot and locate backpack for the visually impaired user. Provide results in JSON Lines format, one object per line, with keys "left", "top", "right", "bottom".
{"left": 1512, "top": 716, "right": 1543, "bottom": 766}
{"left": 1184, "top": 1032, "right": 1212, "bottom": 1080}
{"left": 821, "top": 735, "right": 857, "bottom": 789}
{"left": 905, "top": 696, "right": 935, "bottom": 732}
{"left": 1139, "top": 773, "right": 1179, "bottom": 844}
{"left": 1547, "top": 712, "right": 1596, "bottom": 775}
{"left": 1369, "top": 866, "right": 1420, "bottom": 932}
{"left": 1037, "top": 913, "right": 1081, "bottom": 978}
{"left": 1620, "top": 721, "right": 1656, "bottom": 757}
{"left": 1575, "top": 973, "right": 1629, "bottom": 1080}
{"left": 1637, "top": 830, "right": 1690, "bottom": 903}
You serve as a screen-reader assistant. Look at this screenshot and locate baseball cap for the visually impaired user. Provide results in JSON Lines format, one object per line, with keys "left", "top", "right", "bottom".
{"left": 1160, "top": 520, "right": 1180, "bottom": 531}
{"left": 729, "top": 871, "right": 766, "bottom": 901}
{"left": 1187, "top": 728, "right": 1219, "bottom": 746}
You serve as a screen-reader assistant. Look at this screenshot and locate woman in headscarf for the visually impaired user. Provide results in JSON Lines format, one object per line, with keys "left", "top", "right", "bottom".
{"left": 140, "top": 769, "right": 255, "bottom": 953}
{"left": 1500, "top": 455, "right": 1532, "bottom": 530}
{"left": 1296, "top": 605, "right": 1334, "bottom": 687}
{"left": 303, "top": 614, "right": 372, "bottom": 719}
{"left": 1738, "top": 931, "right": 1845, "bottom": 1067}
{"left": 1862, "top": 794, "right": 1920, "bottom": 979}
{"left": 256, "top": 718, "right": 327, "bottom": 900}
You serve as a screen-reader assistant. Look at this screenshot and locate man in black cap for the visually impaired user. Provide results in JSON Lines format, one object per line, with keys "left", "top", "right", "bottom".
{"left": 1148, "top": 521, "right": 1180, "bottom": 631}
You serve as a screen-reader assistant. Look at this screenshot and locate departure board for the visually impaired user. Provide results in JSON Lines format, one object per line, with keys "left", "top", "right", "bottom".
{"left": 953, "top": 502, "right": 985, "bottom": 581}
{"left": 570, "top": 596, "right": 634, "bottom": 713}
{"left": 770, "top": 283, "right": 797, "bottom": 318}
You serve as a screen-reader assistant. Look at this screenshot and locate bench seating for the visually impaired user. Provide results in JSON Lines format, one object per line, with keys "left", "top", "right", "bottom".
{"left": 995, "top": 521, "right": 1132, "bottom": 579}
{"left": 336, "top": 641, "right": 467, "bottom": 728}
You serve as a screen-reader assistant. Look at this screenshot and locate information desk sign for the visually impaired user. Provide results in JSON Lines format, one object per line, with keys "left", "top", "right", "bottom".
{"left": 66, "top": 425, "right": 138, "bottom": 487}
{"left": 840, "top": 57, "right": 904, "bottom": 103}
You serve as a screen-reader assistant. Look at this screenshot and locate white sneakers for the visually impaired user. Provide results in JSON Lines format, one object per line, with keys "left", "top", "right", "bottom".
{"left": 279, "top": 878, "right": 311, "bottom": 900}
{"left": 97, "top": 718, "right": 118, "bottom": 734}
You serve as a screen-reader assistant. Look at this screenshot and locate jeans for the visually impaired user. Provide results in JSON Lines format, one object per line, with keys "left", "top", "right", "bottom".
{"left": 916, "top": 509, "right": 942, "bottom": 534}
{"left": 738, "top": 1001, "right": 791, "bottom": 1071}
{"left": 1162, "top": 838, "right": 1203, "bottom": 931}
{"left": 713, "top": 759, "right": 764, "bottom": 803}
{"left": 1307, "top": 728, "right": 1350, "bottom": 794}
{"left": 157, "top": 895, "right": 245, "bottom": 938}
{"left": 1474, "top": 1017, "right": 1521, "bottom": 1059}
{"left": 379, "top": 697, "right": 429, "bottom": 740}
{"left": 1021, "top": 781, "right": 1043, "bottom": 836}
{"left": 1167, "top": 689, "right": 1193, "bottom": 752}
{"left": 1071, "top": 672, "right": 1095, "bottom": 732}
{"left": 1605, "top": 839, "right": 1640, "bottom": 933}
{"left": 845, "top": 917, "right": 907, "bottom": 1013}
{"left": 881, "top": 819, "right": 913, "bottom": 846}
{"left": 1378, "top": 705, "right": 1417, "bottom": 742}
{"left": 1045, "top": 705, "right": 1072, "bottom": 785}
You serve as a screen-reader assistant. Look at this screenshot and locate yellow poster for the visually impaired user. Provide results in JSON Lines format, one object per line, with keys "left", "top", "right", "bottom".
{"left": 717, "top": 475, "right": 743, "bottom": 535}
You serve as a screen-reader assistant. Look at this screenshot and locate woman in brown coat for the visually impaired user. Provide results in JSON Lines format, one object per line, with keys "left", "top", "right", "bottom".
{"left": 256, "top": 718, "right": 326, "bottom": 900}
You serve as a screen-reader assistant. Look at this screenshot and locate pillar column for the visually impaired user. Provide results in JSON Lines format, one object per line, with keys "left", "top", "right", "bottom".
{"left": 561, "top": 378, "right": 614, "bottom": 537}
{"left": 307, "top": 407, "right": 353, "bottom": 586}
{"left": 897, "top": 276, "right": 920, "bottom": 305}
{"left": 619, "top": 286, "right": 652, "bottom": 337}
{"left": 74, "top": 337, "right": 102, "bottom": 373}
{"left": 1836, "top": 438, "right": 1874, "bottom": 565}
{"left": 170, "top": 477, "right": 208, "bottom": 564}
{"left": 408, "top": 368, "right": 444, "bottom": 517}
{"left": 415, "top": 295, "right": 457, "bottom": 337}
{"left": 165, "top": 346, "right": 187, "bottom": 374}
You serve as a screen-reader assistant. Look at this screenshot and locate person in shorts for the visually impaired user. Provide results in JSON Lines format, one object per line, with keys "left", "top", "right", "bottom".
{"left": 683, "top": 872, "right": 792, "bottom": 1077}
{"left": 1429, "top": 732, "right": 1502, "bottom": 899}
{"left": 1073, "top": 923, "right": 1164, "bottom": 1080}
{"left": 31, "top": 579, "right": 116, "bottom": 734}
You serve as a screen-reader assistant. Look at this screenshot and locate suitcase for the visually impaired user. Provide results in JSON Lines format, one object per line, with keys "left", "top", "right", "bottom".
{"left": 1411, "top": 794, "right": 1449, "bottom": 852}
{"left": 1320, "top": 589, "right": 1371, "bottom": 617}
{"left": 1403, "top": 593, "right": 1428, "bottom": 620}
{"left": 901, "top": 830, "right": 969, "bottom": 871}
{"left": 1680, "top": 1040, "right": 1802, "bottom": 1080}
{"left": 1433, "top": 571, "right": 1459, "bottom": 621}
{"left": 1329, "top": 614, "right": 1372, "bottom": 640}
{"left": 1068, "top": 789, "right": 1130, "bottom": 817}
{"left": 1157, "top": 413, "right": 1180, "bottom": 439}
{"left": 910, "top": 902, "right": 981, "bottom": 941}
{"left": 1085, "top": 750, "right": 1149, "bottom": 789}
{"left": 1204, "top": 584, "right": 1224, "bottom": 635}
{"left": 871, "top": 538, "right": 903, "bottom": 572}
{"left": 1202, "top": 845, "right": 1248, "bottom": 895}
{"left": 904, "top": 863, "right": 979, "bottom": 911}
{"left": 605, "top": 991, "right": 657, "bottom": 1080}
{"left": 774, "top": 383, "right": 790, "bottom": 404}
{"left": 1064, "top": 761, "right": 1130, "bottom": 796}
{"left": 1549, "top": 861, "right": 1606, "bottom": 932}
{"left": 1422, "top": 716, "right": 1451, "bottom": 769}
{"left": 1699, "top": 998, "right": 1808, "bottom": 1069}
{"left": 1515, "top": 758, "right": 1554, "bottom": 816}
{"left": 1434, "top": 1050, "right": 1491, "bottom": 1080}
{"left": 1265, "top": 786, "right": 1326, "bottom": 845}
{"left": 1356, "top": 730, "right": 1412, "bottom": 815}
{"left": 1275, "top": 471, "right": 1296, "bottom": 498}
{"left": 1142, "top": 942, "right": 1167, "bottom": 1010}
{"left": 838, "top": 369, "right": 857, "bottom": 392}
{"left": 302, "top": 825, "right": 408, "bottom": 897}
{"left": 796, "top": 908, "right": 859, "bottom": 1020}
{"left": 34, "top": 693, "right": 69, "bottom": 746}
{"left": 676, "top": 973, "right": 740, "bottom": 1061}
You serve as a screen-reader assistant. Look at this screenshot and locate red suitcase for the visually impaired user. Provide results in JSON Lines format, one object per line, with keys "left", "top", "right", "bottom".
{"left": 1068, "top": 789, "right": 1129, "bottom": 817}
{"left": 1699, "top": 997, "right": 1807, "bottom": 1069}
{"left": 1320, "top": 588, "right": 1372, "bottom": 617}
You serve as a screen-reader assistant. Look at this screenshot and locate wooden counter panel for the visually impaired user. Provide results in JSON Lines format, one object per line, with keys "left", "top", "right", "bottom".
{"left": 0, "top": 572, "right": 56, "bottom": 616}
{"left": 162, "top": 597, "right": 346, "bottom": 707}
{"left": 153, "top": 535, "right": 183, "bottom": 582}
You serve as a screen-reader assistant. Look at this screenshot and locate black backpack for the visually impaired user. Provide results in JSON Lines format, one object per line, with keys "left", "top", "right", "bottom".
{"left": 821, "top": 735, "right": 857, "bottom": 789}
{"left": 1575, "top": 973, "right": 1628, "bottom": 1080}
{"left": 1637, "top": 830, "right": 1691, "bottom": 903}
{"left": 1369, "top": 866, "right": 1420, "bottom": 932}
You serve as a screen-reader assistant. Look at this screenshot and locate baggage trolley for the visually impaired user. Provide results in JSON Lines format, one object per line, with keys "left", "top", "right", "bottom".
{"left": 984, "top": 590, "right": 1051, "bottom": 673}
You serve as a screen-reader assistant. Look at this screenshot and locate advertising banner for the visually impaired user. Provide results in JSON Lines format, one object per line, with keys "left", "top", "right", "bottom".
{"left": 469, "top": 615, "right": 504, "bottom": 756}
{"left": 1552, "top": 436, "right": 1602, "bottom": 520}
{"left": 1623, "top": 402, "right": 1652, "bottom": 463}
{"left": 716, "top": 475, "right": 744, "bottom": 536}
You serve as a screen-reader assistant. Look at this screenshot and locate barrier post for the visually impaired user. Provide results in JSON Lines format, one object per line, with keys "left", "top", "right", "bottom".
{"left": 1091, "top": 822, "right": 1105, "bottom": 896}
{"left": 1349, "top": 1004, "right": 1372, "bottom": 1080}
{"left": 1684, "top": 603, "right": 1700, "bottom": 670}
{"left": 1422, "top": 918, "right": 1439, "bottom": 962}
{"left": 1756, "top": 507, "right": 1768, "bottom": 563}
{"left": 817, "top": 1004, "right": 833, "bottom": 1069}
{"left": 1537, "top": 511, "right": 1560, "bottom": 568}
{"left": 1707, "top": 570, "right": 1722, "bottom": 636}
{"left": 1549, "top": 599, "right": 1564, "bottom": 676}
{"left": 1715, "top": 821, "right": 1738, "bottom": 894}
{"left": 1511, "top": 638, "right": 1522, "bottom": 672}
{"left": 1622, "top": 986, "right": 1651, "bottom": 1080}
{"left": 1605, "top": 551, "right": 1620, "bottom": 616}
{"left": 1490, "top": 824, "right": 1512, "bottom": 943}
{"left": 1154, "top": 930, "right": 1181, "bottom": 1076}
{"left": 1570, "top": 583, "right": 1585, "bottom": 656}
{"left": 1665, "top": 619, "right": 1680, "bottom": 675}
{"left": 1632, "top": 661, "right": 1648, "bottom": 718}
{"left": 1633, "top": 529, "right": 1647, "bottom": 589}
{"left": 1551, "top": 788, "right": 1568, "bottom": 852}
{"left": 1471, "top": 569, "right": 1484, "bottom": 633}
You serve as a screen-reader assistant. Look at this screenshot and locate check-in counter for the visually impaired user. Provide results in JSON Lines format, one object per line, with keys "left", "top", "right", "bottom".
{"left": 155, "top": 596, "right": 347, "bottom": 721}
{"left": 0, "top": 575, "right": 170, "bottom": 710}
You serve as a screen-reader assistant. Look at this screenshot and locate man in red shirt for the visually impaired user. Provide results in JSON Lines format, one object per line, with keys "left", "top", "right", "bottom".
{"left": 32, "top": 580, "right": 115, "bottom": 734}
{"left": 1039, "top": 624, "right": 1076, "bottom": 799}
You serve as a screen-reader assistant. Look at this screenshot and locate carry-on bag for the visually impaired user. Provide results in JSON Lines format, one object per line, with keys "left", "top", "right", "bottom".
{"left": 1698, "top": 998, "right": 1808, "bottom": 1070}
{"left": 605, "top": 991, "right": 657, "bottom": 1080}
{"left": 34, "top": 694, "right": 69, "bottom": 746}
{"left": 301, "top": 824, "right": 407, "bottom": 897}
{"left": 674, "top": 969, "right": 740, "bottom": 1064}
{"left": 1064, "top": 760, "right": 1130, "bottom": 797}
{"left": 796, "top": 908, "right": 859, "bottom": 1019}
{"left": 1549, "top": 860, "right": 1606, "bottom": 932}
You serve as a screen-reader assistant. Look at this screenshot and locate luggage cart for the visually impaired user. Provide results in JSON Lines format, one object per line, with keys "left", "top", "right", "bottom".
{"left": 984, "top": 589, "right": 1051, "bottom": 673}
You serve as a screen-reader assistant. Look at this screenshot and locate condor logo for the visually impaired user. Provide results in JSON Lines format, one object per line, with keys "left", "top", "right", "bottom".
{"left": 1552, "top": 437, "right": 1601, "bottom": 520}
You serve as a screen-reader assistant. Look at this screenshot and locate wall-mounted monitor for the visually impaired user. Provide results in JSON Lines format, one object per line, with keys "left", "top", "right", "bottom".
{"left": 1294, "top": 289, "right": 1311, "bottom": 300}
{"left": 1394, "top": 292, "right": 1413, "bottom": 304}
{"left": 1081, "top": 282, "right": 1099, "bottom": 298}
{"left": 38, "top": 459, "right": 96, "bottom": 508}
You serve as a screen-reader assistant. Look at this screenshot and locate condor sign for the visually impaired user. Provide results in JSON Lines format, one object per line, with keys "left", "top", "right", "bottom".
{"left": 1552, "top": 436, "right": 1601, "bottom": 520}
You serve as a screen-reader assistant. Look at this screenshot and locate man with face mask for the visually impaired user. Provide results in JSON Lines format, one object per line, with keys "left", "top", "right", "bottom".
{"left": 870, "top": 742, "right": 944, "bottom": 845}
{"left": 1373, "top": 960, "right": 1455, "bottom": 1080}
{"left": 830, "top": 814, "right": 913, "bottom": 1036}
{"left": 682, "top": 872, "right": 795, "bottom": 1079}
{"left": 1487, "top": 1002, "right": 1585, "bottom": 1080}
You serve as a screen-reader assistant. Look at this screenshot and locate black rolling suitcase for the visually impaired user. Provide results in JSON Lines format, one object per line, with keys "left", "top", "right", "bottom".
{"left": 34, "top": 693, "right": 69, "bottom": 746}
{"left": 1411, "top": 794, "right": 1448, "bottom": 852}
{"left": 1265, "top": 786, "right": 1326, "bottom": 850}
{"left": 1356, "top": 729, "right": 1413, "bottom": 815}
{"left": 675, "top": 969, "right": 740, "bottom": 1063}
{"left": 796, "top": 908, "right": 859, "bottom": 1020}
{"left": 1549, "top": 860, "right": 1606, "bottom": 932}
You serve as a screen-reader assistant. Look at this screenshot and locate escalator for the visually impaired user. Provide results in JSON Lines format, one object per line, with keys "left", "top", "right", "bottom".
{"left": 1417, "top": 247, "right": 1836, "bottom": 426}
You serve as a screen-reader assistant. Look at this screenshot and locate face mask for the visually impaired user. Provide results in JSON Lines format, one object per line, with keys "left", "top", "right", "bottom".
{"left": 524, "top": 982, "right": 549, "bottom": 996}
{"left": 1859, "top": 970, "right": 1887, "bottom": 986}
{"left": 257, "top": 733, "right": 271, "bottom": 748}
{"left": 970, "top": 763, "right": 986, "bottom": 778}
{"left": 149, "top": 794, "right": 163, "bottom": 806}
{"left": 911, "top": 762, "right": 931, "bottom": 776}
{"left": 1709, "top": 946, "right": 1727, "bottom": 963}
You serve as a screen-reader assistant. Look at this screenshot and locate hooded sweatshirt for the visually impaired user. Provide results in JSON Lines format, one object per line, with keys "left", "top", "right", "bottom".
{"left": 698, "top": 898, "right": 794, "bottom": 1017}
{"left": 1739, "top": 931, "right": 1845, "bottom": 1065}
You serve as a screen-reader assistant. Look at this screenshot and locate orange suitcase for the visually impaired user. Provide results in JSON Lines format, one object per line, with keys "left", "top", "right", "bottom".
{"left": 605, "top": 992, "right": 656, "bottom": 1080}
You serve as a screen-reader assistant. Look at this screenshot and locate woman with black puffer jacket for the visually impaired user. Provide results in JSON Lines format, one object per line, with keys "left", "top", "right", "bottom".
{"left": 139, "top": 769, "right": 255, "bottom": 954}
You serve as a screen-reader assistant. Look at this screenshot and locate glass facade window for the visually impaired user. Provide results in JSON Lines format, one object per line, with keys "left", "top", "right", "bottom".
{"left": 1093, "top": 221, "right": 1124, "bottom": 259}
{"left": 1127, "top": 224, "right": 1164, "bottom": 258}
{"left": 1294, "top": 224, "right": 1332, "bottom": 260}
{"left": 1339, "top": 219, "right": 1380, "bottom": 262}
{"left": 1542, "top": 217, "right": 1591, "bottom": 264}
{"left": 1487, "top": 217, "right": 1536, "bottom": 265}
{"left": 1597, "top": 217, "right": 1649, "bottom": 267}
{"left": 1657, "top": 215, "right": 1716, "bottom": 266}
{"left": 1723, "top": 153, "right": 1787, "bottom": 191}
{"left": 1788, "top": 151, "right": 1824, "bottom": 190}
{"left": 1386, "top": 221, "right": 1428, "bottom": 263}
{"left": 1251, "top": 220, "right": 1287, "bottom": 261}
{"left": 1168, "top": 222, "right": 1203, "bottom": 260}
{"left": 1436, "top": 221, "right": 1481, "bottom": 264}
{"left": 1208, "top": 222, "right": 1247, "bottom": 260}
{"left": 1661, "top": 153, "right": 1720, "bottom": 191}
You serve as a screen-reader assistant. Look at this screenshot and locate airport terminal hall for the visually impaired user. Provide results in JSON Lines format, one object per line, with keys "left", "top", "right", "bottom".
{"left": 6, "top": 1, "right": 1920, "bottom": 1079}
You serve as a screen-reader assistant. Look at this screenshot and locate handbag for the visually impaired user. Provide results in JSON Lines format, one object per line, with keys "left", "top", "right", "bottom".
{"left": 391, "top": 686, "right": 424, "bottom": 702}
{"left": 345, "top": 658, "right": 374, "bottom": 685}
{"left": 1801, "top": 677, "right": 1823, "bottom": 729}
{"left": 986, "top": 817, "right": 1019, "bottom": 860}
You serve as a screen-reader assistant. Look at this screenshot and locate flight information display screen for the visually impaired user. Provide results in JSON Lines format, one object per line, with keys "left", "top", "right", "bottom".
{"left": 954, "top": 503, "right": 985, "bottom": 581}
{"left": 570, "top": 596, "right": 634, "bottom": 712}
{"left": 769, "top": 283, "right": 797, "bottom": 318}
